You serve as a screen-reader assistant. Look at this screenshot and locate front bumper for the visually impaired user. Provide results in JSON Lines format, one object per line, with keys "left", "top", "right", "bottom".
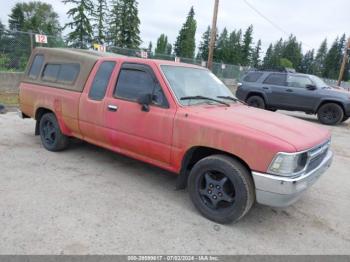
{"left": 252, "top": 150, "right": 333, "bottom": 207}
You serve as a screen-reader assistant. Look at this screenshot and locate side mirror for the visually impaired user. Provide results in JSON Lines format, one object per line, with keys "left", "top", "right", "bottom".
{"left": 137, "top": 93, "right": 152, "bottom": 112}
{"left": 306, "top": 84, "right": 317, "bottom": 91}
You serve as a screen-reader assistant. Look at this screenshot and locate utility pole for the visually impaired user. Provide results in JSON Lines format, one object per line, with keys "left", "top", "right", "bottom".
{"left": 207, "top": 0, "right": 219, "bottom": 70}
{"left": 337, "top": 37, "right": 350, "bottom": 86}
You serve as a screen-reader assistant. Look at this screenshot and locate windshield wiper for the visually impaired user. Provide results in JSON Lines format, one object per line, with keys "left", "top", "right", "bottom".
{"left": 217, "top": 96, "right": 247, "bottom": 105}
{"left": 180, "top": 96, "right": 230, "bottom": 107}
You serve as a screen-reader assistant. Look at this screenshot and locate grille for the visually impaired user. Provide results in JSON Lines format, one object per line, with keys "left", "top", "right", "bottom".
{"left": 305, "top": 141, "right": 330, "bottom": 173}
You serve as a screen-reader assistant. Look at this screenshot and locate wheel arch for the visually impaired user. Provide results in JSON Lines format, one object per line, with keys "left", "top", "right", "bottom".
{"left": 34, "top": 107, "right": 71, "bottom": 136}
{"left": 246, "top": 92, "right": 268, "bottom": 104}
{"left": 176, "top": 146, "right": 253, "bottom": 190}
{"left": 316, "top": 100, "right": 346, "bottom": 114}
{"left": 34, "top": 107, "right": 54, "bottom": 135}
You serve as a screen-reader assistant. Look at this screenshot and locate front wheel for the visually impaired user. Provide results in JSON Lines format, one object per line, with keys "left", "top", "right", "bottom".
{"left": 317, "top": 103, "right": 344, "bottom": 125}
{"left": 188, "top": 155, "right": 255, "bottom": 224}
{"left": 39, "top": 113, "right": 69, "bottom": 152}
{"left": 246, "top": 96, "right": 265, "bottom": 109}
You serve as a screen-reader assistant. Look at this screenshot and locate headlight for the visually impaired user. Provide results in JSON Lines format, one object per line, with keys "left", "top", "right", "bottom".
{"left": 268, "top": 152, "right": 308, "bottom": 176}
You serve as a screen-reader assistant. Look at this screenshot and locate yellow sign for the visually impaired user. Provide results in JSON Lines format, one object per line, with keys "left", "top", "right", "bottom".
{"left": 93, "top": 44, "right": 106, "bottom": 52}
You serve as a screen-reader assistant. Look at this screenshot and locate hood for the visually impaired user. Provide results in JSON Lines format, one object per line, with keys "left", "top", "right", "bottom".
{"left": 187, "top": 104, "right": 331, "bottom": 152}
{"left": 321, "top": 87, "right": 350, "bottom": 98}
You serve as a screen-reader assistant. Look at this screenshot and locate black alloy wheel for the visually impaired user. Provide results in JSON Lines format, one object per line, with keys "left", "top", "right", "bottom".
{"left": 197, "top": 171, "right": 235, "bottom": 210}
{"left": 41, "top": 118, "right": 56, "bottom": 146}
{"left": 317, "top": 103, "right": 344, "bottom": 125}
{"left": 39, "top": 113, "right": 69, "bottom": 151}
{"left": 246, "top": 96, "right": 265, "bottom": 109}
{"left": 188, "top": 155, "right": 255, "bottom": 224}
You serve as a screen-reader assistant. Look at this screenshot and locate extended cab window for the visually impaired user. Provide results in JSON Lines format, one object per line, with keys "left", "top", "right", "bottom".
{"left": 42, "top": 63, "right": 80, "bottom": 84}
{"left": 114, "top": 64, "right": 168, "bottom": 107}
{"left": 243, "top": 72, "right": 263, "bottom": 82}
{"left": 89, "top": 61, "right": 116, "bottom": 100}
{"left": 263, "top": 73, "right": 287, "bottom": 86}
{"left": 287, "top": 75, "right": 313, "bottom": 88}
{"left": 28, "top": 54, "right": 44, "bottom": 79}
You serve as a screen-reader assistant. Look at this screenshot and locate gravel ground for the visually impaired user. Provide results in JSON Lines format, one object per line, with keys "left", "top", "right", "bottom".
{"left": 0, "top": 111, "right": 349, "bottom": 255}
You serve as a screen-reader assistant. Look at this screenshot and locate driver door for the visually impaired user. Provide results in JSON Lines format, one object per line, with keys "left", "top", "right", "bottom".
{"left": 104, "top": 63, "right": 176, "bottom": 167}
{"left": 284, "top": 75, "right": 319, "bottom": 111}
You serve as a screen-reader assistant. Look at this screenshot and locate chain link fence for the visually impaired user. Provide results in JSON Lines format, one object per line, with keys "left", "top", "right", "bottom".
{"left": 107, "top": 45, "right": 249, "bottom": 80}
{"left": 0, "top": 29, "right": 349, "bottom": 89}
{"left": 0, "top": 29, "right": 65, "bottom": 72}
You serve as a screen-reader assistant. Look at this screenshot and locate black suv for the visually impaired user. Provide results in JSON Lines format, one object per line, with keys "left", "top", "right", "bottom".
{"left": 236, "top": 71, "right": 350, "bottom": 125}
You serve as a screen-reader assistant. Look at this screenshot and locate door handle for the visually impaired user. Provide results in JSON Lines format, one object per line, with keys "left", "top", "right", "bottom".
{"left": 262, "top": 87, "right": 269, "bottom": 90}
{"left": 107, "top": 104, "right": 118, "bottom": 112}
{"left": 286, "top": 89, "right": 293, "bottom": 92}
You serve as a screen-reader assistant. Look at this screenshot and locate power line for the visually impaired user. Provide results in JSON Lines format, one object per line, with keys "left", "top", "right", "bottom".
{"left": 242, "top": 0, "right": 316, "bottom": 50}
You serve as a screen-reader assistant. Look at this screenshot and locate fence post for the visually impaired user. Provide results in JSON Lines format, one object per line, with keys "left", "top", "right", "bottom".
{"left": 29, "top": 30, "right": 34, "bottom": 51}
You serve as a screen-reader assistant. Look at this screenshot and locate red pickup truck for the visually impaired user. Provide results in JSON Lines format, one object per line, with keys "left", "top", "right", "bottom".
{"left": 19, "top": 47, "right": 333, "bottom": 223}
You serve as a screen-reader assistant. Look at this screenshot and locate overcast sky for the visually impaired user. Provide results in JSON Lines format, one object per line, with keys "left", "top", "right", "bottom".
{"left": 1, "top": 0, "right": 349, "bottom": 53}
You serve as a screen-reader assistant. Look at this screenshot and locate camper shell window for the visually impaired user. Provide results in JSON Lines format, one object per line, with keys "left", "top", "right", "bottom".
{"left": 42, "top": 63, "right": 80, "bottom": 84}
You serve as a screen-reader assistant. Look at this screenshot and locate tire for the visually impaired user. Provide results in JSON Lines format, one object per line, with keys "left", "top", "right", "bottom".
{"left": 188, "top": 155, "right": 255, "bottom": 224}
{"left": 246, "top": 96, "right": 265, "bottom": 109}
{"left": 341, "top": 116, "right": 349, "bottom": 123}
{"left": 39, "top": 113, "right": 69, "bottom": 152}
{"left": 317, "top": 103, "right": 344, "bottom": 125}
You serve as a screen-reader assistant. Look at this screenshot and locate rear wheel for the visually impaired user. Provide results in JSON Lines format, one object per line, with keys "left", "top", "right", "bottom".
{"left": 341, "top": 116, "right": 349, "bottom": 123}
{"left": 246, "top": 96, "right": 265, "bottom": 109}
{"left": 317, "top": 103, "right": 344, "bottom": 125}
{"left": 188, "top": 155, "right": 255, "bottom": 224}
{"left": 39, "top": 113, "right": 69, "bottom": 151}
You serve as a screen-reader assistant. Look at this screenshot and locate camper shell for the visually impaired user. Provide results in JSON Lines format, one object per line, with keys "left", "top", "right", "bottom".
{"left": 23, "top": 47, "right": 122, "bottom": 92}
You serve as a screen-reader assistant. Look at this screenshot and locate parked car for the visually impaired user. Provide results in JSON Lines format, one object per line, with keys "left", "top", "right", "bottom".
{"left": 236, "top": 70, "right": 350, "bottom": 125}
{"left": 19, "top": 48, "right": 333, "bottom": 224}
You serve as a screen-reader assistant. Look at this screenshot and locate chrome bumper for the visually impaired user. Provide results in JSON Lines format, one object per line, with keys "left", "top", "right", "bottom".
{"left": 252, "top": 150, "right": 333, "bottom": 207}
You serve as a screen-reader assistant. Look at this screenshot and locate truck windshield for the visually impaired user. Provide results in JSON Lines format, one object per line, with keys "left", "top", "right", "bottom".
{"left": 161, "top": 65, "right": 233, "bottom": 106}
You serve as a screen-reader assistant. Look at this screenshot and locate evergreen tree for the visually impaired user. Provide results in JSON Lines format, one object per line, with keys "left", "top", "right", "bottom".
{"left": 155, "top": 34, "right": 168, "bottom": 54}
{"left": 198, "top": 26, "right": 211, "bottom": 61}
{"left": 282, "top": 35, "right": 302, "bottom": 70}
{"left": 174, "top": 7, "right": 197, "bottom": 58}
{"left": 0, "top": 20, "right": 4, "bottom": 34}
{"left": 63, "top": 0, "right": 94, "bottom": 49}
{"left": 314, "top": 39, "right": 328, "bottom": 77}
{"left": 9, "top": 2, "right": 61, "bottom": 34}
{"left": 8, "top": 3, "right": 25, "bottom": 31}
{"left": 271, "top": 38, "right": 283, "bottom": 67}
{"left": 323, "top": 36, "right": 344, "bottom": 79}
{"left": 94, "top": 0, "right": 108, "bottom": 44}
{"left": 0, "top": 20, "right": 6, "bottom": 51}
{"left": 227, "top": 29, "right": 242, "bottom": 64}
{"left": 109, "top": 0, "right": 142, "bottom": 48}
{"left": 251, "top": 39, "right": 261, "bottom": 68}
{"left": 300, "top": 49, "right": 315, "bottom": 74}
{"left": 166, "top": 43, "right": 173, "bottom": 55}
{"left": 148, "top": 41, "right": 153, "bottom": 53}
{"left": 263, "top": 44, "right": 274, "bottom": 69}
{"left": 241, "top": 25, "right": 253, "bottom": 66}
{"left": 215, "top": 28, "right": 230, "bottom": 62}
